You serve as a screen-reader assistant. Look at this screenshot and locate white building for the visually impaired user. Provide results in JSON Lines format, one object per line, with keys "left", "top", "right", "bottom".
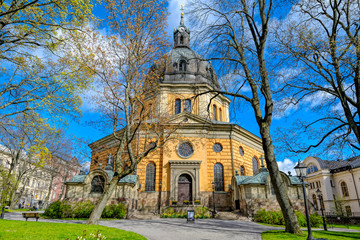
{"left": 0, "top": 147, "right": 80, "bottom": 209}
{"left": 303, "top": 156, "right": 360, "bottom": 216}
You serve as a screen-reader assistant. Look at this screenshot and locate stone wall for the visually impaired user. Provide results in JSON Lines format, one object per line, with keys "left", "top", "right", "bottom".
{"left": 243, "top": 198, "right": 308, "bottom": 216}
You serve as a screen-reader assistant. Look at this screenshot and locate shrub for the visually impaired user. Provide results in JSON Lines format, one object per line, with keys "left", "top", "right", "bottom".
{"left": 254, "top": 209, "right": 318, "bottom": 227}
{"left": 161, "top": 206, "right": 210, "bottom": 219}
{"left": 272, "top": 210, "right": 284, "bottom": 225}
{"left": 101, "top": 203, "right": 127, "bottom": 219}
{"left": 295, "top": 210, "right": 307, "bottom": 227}
{"left": 44, "top": 201, "right": 72, "bottom": 218}
{"left": 310, "top": 212, "right": 323, "bottom": 227}
{"left": 72, "top": 201, "right": 94, "bottom": 218}
{"left": 44, "top": 201, "right": 127, "bottom": 219}
{"left": 44, "top": 201, "right": 62, "bottom": 219}
{"left": 254, "top": 209, "right": 273, "bottom": 224}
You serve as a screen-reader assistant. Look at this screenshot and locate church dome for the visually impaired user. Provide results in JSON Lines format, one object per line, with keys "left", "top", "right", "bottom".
{"left": 159, "top": 12, "right": 220, "bottom": 90}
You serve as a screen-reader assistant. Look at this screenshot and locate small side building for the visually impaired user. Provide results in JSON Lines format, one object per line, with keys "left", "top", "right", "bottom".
{"left": 232, "top": 163, "right": 305, "bottom": 216}
{"left": 65, "top": 162, "right": 139, "bottom": 210}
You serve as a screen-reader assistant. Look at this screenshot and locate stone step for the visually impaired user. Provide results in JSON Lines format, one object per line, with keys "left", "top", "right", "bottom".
{"left": 214, "top": 211, "right": 250, "bottom": 221}
{"left": 127, "top": 211, "right": 160, "bottom": 220}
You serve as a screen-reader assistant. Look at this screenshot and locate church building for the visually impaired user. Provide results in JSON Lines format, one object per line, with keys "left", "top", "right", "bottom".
{"left": 65, "top": 13, "right": 304, "bottom": 214}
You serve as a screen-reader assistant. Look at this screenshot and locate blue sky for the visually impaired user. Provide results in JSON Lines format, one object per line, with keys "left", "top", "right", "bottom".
{"left": 66, "top": 0, "right": 359, "bottom": 173}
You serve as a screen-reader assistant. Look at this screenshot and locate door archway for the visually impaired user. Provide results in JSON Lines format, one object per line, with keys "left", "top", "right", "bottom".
{"left": 178, "top": 174, "right": 192, "bottom": 204}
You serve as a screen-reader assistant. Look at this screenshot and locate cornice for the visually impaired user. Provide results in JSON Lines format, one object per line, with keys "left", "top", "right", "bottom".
{"left": 159, "top": 83, "right": 231, "bottom": 103}
{"left": 169, "top": 160, "right": 202, "bottom": 166}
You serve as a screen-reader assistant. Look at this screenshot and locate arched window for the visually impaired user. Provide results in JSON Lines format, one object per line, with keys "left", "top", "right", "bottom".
{"left": 239, "top": 146, "right": 244, "bottom": 156}
{"left": 179, "top": 60, "right": 186, "bottom": 72}
{"left": 145, "top": 162, "right": 156, "bottom": 191}
{"left": 312, "top": 194, "right": 318, "bottom": 210}
{"left": 252, "top": 157, "right": 259, "bottom": 175}
{"left": 91, "top": 175, "right": 105, "bottom": 193}
{"left": 240, "top": 166, "right": 245, "bottom": 176}
{"left": 214, "top": 163, "right": 224, "bottom": 191}
{"left": 306, "top": 164, "right": 319, "bottom": 174}
{"left": 175, "top": 99, "right": 181, "bottom": 114}
{"left": 213, "top": 105, "right": 217, "bottom": 121}
{"left": 219, "top": 108, "right": 222, "bottom": 121}
{"left": 341, "top": 181, "right": 349, "bottom": 197}
{"left": 180, "top": 36, "right": 184, "bottom": 44}
{"left": 148, "top": 104, "right": 152, "bottom": 118}
{"left": 184, "top": 99, "right": 191, "bottom": 112}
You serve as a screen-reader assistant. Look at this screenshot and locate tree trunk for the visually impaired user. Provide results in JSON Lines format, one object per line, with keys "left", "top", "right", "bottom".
{"left": 9, "top": 178, "right": 22, "bottom": 209}
{"left": 261, "top": 125, "right": 301, "bottom": 234}
{"left": 9, "top": 184, "right": 25, "bottom": 209}
{"left": 87, "top": 174, "right": 119, "bottom": 225}
{"left": 44, "top": 176, "right": 55, "bottom": 207}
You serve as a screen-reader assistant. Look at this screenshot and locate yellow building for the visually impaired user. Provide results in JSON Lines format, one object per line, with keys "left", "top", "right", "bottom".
{"left": 66, "top": 15, "right": 264, "bottom": 212}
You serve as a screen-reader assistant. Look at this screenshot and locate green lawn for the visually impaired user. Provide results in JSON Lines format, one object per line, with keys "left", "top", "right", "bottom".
{"left": 4, "top": 208, "right": 33, "bottom": 213}
{"left": 329, "top": 224, "right": 360, "bottom": 231}
{"left": 262, "top": 230, "right": 360, "bottom": 240}
{"left": 0, "top": 219, "right": 146, "bottom": 240}
{"left": 257, "top": 222, "right": 360, "bottom": 231}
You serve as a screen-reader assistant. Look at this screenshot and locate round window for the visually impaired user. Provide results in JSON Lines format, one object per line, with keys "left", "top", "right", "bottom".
{"left": 177, "top": 142, "right": 194, "bottom": 158}
{"left": 239, "top": 146, "right": 244, "bottom": 156}
{"left": 213, "top": 143, "right": 223, "bottom": 153}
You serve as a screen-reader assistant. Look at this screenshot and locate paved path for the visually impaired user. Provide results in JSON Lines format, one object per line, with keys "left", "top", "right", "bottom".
{"left": 101, "top": 218, "right": 276, "bottom": 240}
{"left": 3, "top": 212, "right": 276, "bottom": 240}
{"left": 3, "top": 212, "right": 360, "bottom": 240}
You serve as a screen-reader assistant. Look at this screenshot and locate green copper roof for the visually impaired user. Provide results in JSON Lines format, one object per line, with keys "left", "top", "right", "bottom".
{"left": 289, "top": 176, "right": 301, "bottom": 185}
{"left": 68, "top": 175, "right": 86, "bottom": 183}
{"left": 242, "top": 172, "right": 269, "bottom": 184}
{"left": 105, "top": 170, "right": 114, "bottom": 181}
{"left": 68, "top": 170, "right": 137, "bottom": 185}
{"left": 235, "top": 172, "right": 301, "bottom": 186}
{"left": 118, "top": 175, "right": 137, "bottom": 184}
{"left": 234, "top": 176, "right": 251, "bottom": 185}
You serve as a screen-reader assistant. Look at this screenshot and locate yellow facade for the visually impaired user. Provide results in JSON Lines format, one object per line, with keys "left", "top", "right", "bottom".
{"left": 88, "top": 16, "right": 265, "bottom": 211}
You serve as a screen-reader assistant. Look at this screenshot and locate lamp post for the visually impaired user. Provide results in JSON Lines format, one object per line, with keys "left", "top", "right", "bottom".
{"left": 294, "top": 159, "right": 313, "bottom": 240}
{"left": 212, "top": 182, "right": 216, "bottom": 215}
{"left": 316, "top": 188, "right": 327, "bottom": 231}
{"left": 158, "top": 181, "right": 162, "bottom": 214}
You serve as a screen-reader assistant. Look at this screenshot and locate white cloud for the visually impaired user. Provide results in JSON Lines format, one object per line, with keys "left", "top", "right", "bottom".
{"left": 273, "top": 97, "right": 299, "bottom": 120}
{"left": 277, "top": 158, "right": 296, "bottom": 176}
{"left": 219, "top": 72, "right": 251, "bottom": 93}
{"left": 81, "top": 161, "right": 91, "bottom": 174}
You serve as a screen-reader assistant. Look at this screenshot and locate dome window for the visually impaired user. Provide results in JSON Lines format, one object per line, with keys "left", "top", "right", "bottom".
{"left": 184, "top": 99, "right": 191, "bottom": 112}
{"left": 180, "top": 36, "right": 184, "bottom": 44}
{"left": 175, "top": 99, "right": 181, "bottom": 114}
{"left": 306, "top": 164, "right": 319, "bottom": 174}
{"left": 179, "top": 60, "right": 186, "bottom": 72}
{"left": 213, "top": 105, "right": 217, "bottom": 121}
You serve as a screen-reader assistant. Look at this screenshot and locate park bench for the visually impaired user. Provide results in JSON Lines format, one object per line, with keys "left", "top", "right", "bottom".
{"left": 22, "top": 212, "right": 40, "bottom": 221}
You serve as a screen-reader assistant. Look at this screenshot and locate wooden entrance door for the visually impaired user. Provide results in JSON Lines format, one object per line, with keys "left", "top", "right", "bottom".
{"left": 178, "top": 174, "right": 192, "bottom": 204}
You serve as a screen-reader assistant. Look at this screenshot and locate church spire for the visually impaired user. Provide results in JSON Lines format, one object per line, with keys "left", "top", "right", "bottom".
{"left": 180, "top": 4, "right": 184, "bottom": 26}
{"left": 174, "top": 4, "right": 190, "bottom": 48}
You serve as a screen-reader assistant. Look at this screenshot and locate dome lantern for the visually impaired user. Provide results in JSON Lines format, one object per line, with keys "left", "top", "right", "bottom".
{"left": 174, "top": 4, "right": 190, "bottom": 48}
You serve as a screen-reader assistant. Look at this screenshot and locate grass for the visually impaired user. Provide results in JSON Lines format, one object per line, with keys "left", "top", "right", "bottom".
{"left": 262, "top": 230, "right": 360, "bottom": 240}
{"left": 0, "top": 219, "right": 146, "bottom": 240}
{"left": 40, "top": 215, "right": 120, "bottom": 221}
{"left": 257, "top": 222, "right": 360, "bottom": 231}
{"left": 4, "top": 208, "right": 33, "bottom": 213}
{"left": 329, "top": 224, "right": 360, "bottom": 231}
